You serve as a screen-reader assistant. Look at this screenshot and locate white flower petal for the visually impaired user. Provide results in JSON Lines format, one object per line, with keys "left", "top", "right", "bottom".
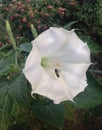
{"left": 32, "top": 69, "right": 74, "bottom": 104}
{"left": 61, "top": 63, "right": 90, "bottom": 97}
{"left": 32, "top": 27, "right": 70, "bottom": 57}
{"left": 31, "top": 63, "right": 90, "bottom": 104}
{"left": 47, "top": 33, "right": 90, "bottom": 64}
{"left": 23, "top": 46, "right": 42, "bottom": 87}
{"left": 23, "top": 27, "right": 91, "bottom": 104}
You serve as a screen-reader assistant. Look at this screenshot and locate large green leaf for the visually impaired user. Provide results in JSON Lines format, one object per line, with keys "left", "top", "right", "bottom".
{"left": 9, "top": 73, "right": 29, "bottom": 107}
{"left": 0, "top": 51, "right": 15, "bottom": 76}
{"left": 32, "top": 100, "right": 65, "bottom": 129}
{"left": 0, "top": 78, "right": 13, "bottom": 130}
{"left": 74, "top": 71, "right": 102, "bottom": 108}
{"left": 10, "top": 100, "right": 20, "bottom": 122}
{"left": 0, "top": 72, "right": 29, "bottom": 130}
{"left": 20, "top": 43, "right": 32, "bottom": 53}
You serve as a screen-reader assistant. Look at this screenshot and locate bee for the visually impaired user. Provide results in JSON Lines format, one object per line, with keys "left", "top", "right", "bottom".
{"left": 55, "top": 69, "right": 61, "bottom": 78}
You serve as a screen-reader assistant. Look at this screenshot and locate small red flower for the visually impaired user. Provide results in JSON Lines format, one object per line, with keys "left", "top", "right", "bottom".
{"left": 26, "top": 0, "right": 31, "bottom": 2}
{"left": 12, "top": 0, "right": 16, "bottom": 2}
{"left": 16, "top": 36, "right": 20, "bottom": 40}
{"left": 22, "top": 17, "right": 27, "bottom": 23}
{"left": 45, "top": 13, "right": 50, "bottom": 17}
{"left": 70, "top": 0, "right": 76, "bottom": 6}
{"left": 15, "top": 13, "right": 19, "bottom": 17}
{"left": 47, "top": 5, "right": 53, "bottom": 9}
{"left": 58, "top": 7, "right": 66, "bottom": 16}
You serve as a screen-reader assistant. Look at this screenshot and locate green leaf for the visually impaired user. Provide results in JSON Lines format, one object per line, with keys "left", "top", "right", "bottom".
{"left": 32, "top": 100, "right": 65, "bottom": 129}
{"left": 80, "top": 35, "right": 102, "bottom": 54}
{"left": 74, "top": 71, "right": 102, "bottom": 108}
{"left": 0, "top": 44, "right": 12, "bottom": 51}
{"left": 20, "top": 43, "right": 32, "bottom": 53}
{"left": 0, "top": 72, "right": 29, "bottom": 129}
{"left": 10, "top": 100, "right": 20, "bottom": 121}
{"left": 0, "top": 78, "right": 13, "bottom": 130}
{"left": 89, "top": 69, "right": 102, "bottom": 74}
{"left": 9, "top": 73, "right": 29, "bottom": 107}
{"left": 64, "top": 21, "right": 78, "bottom": 30}
{"left": 0, "top": 51, "right": 15, "bottom": 76}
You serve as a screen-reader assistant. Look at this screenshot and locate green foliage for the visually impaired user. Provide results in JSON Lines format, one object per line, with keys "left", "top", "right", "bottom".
{"left": 0, "top": 77, "right": 13, "bottom": 130}
{"left": 0, "top": 72, "right": 29, "bottom": 130}
{"left": 20, "top": 43, "right": 32, "bottom": 53}
{"left": 94, "top": 0, "right": 102, "bottom": 40}
{"left": 9, "top": 73, "right": 29, "bottom": 107}
{"left": 63, "top": 21, "right": 78, "bottom": 30}
{"left": 80, "top": 35, "right": 102, "bottom": 54}
{"left": 32, "top": 100, "right": 65, "bottom": 129}
{"left": 74, "top": 71, "right": 102, "bottom": 108}
{"left": 0, "top": 51, "right": 15, "bottom": 76}
{"left": 0, "top": 26, "right": 101, "bottom": 129}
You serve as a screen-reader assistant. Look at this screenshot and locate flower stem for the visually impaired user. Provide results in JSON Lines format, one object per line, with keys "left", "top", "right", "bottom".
{"left": 15, "top": 50, "right": 21, "bottom": 71}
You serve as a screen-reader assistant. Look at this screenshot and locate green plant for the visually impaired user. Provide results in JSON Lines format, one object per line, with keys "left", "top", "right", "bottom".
{"left": 0, "top": 21, "right": 102, "bottom": 130}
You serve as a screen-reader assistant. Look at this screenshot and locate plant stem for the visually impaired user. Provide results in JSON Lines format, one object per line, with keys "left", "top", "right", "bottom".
{"left": 15, "top": 50, "right": 21, "bottom": 71}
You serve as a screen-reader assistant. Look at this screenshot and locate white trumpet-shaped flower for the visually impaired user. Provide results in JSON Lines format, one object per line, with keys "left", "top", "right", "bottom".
{"left": 23, "top": 27, "right": 91, "bottom": 104}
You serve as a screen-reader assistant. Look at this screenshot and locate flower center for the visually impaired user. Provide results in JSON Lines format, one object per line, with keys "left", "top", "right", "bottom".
{"left": 41, "top": 57, "right": 61, "bottom": 78}
{"left": 41, "top": 57, "right": 51, "bottom": 68}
